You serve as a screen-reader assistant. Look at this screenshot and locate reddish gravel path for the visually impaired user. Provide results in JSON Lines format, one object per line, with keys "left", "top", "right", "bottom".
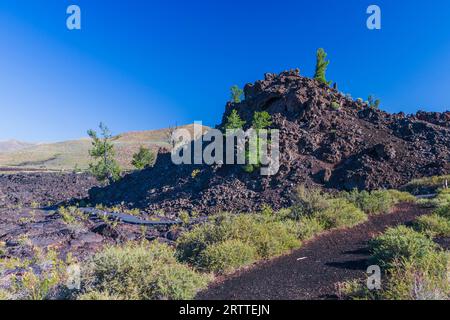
{"left": 197, "top": 203, "right": 431, "bottom": 300}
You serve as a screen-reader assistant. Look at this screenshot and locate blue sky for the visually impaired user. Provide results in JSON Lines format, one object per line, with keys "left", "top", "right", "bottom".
{"left": 0, "top": 0, "right": 449, "bottom": 142}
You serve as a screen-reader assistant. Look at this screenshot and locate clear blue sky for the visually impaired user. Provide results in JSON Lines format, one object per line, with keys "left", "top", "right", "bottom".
{"left": 1, "top": 0, "right": 449, "bottom": 142}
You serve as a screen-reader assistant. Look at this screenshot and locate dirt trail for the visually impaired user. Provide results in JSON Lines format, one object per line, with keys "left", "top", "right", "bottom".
{"left": 197, "top": 203, "right": 431, "bottom": 300}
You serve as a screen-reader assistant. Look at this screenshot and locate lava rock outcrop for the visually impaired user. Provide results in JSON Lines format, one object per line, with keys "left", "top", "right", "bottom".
{"left": 89, "top": 70, "right": 450, "bottom": 214}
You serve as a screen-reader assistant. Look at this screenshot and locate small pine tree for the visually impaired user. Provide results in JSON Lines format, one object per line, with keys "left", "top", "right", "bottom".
{"left": 87, "top": 123, "right": 121, "bottom": 183}
{"left": 245, "top": 111, "right": 272, "bottom": 173}
{"left": 252, "top": 111, "right": 272, "bottom": 131}
{"left": 230, "top": 85, "right": 244, "bottom": 103}
{"left": 225, "top": 109, "right": 246, "bottom": 130}
{"left": 314, "top": 48, "right": 331, "bottom": 86}
{"left": 132, "top": 146, "right": 155, "bottom": 170}
{"left": 368, "top": 95, "right": 381, "bottom": 109}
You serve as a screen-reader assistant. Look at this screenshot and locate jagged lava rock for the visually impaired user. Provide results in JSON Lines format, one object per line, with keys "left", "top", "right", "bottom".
{"left": 89, "top": 70, "right": 450, "bottom": 214}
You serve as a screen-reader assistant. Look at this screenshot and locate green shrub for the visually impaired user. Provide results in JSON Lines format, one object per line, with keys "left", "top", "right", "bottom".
{"left": 435, "top": 189, "right": 450, "bottom": 207}
{"left": 224, "top": 109, "right": 246, "bottom": 130}
{"left": 369, "top": 226, "right": 437, "bottom": 268}
{"left": 343, "top": 189, "right": 415, "bottom": 215}
{"left": 82, "top": 241, "right": 209, "bottom": 300}
{"left": 314, "top": 198, "right": 367, "bottom": 229}
{"left": 87, "top": 123, "right": 122, "bottom": 183}
{"left": 242, "top": 164, "right": 255, "bottom": 174}
{"left": 416, "top": 198, "right": 439, "bottom": 208}
{"left": 343, "top": 190, "right": 389, "bottom": 215}
{"left": 216, "top": 215, "right": 300, "bottom": 259}
{"left": 435, "top": 204, "right": 450, "bottom": 219}
{"left": 338, "top": 251, "right": 449, "bottom": 300}
{"left": 403, "top": 175, "right": 450, "bottom": 195}
{"left": 297, "top": 216, "right": 325, "bottom": 240}
{"left": 250, "top": 220, "right": 300, "bottom": 258}
{"left": 131, "top": 146, "right": 155, "bottom": 170}
{"left": 177, "top": 213, "right": 300, "bottom": 269}
{"left": 381, "top": 251, "right": 449, "bottom": 300}
{"left": 199, "top": 240, "right": 257, "bottom": 274}
{"left": 386, "top": 190, "right": 416, "bottom": 203}
{"left": 3, "top": 248, "right": 72, "bottom": 300}
{"left": 414, "top": 214, "right": 450, "bottom": 238}
{"left": 331, "top": 101, "right": 340, "bottom": 110}
{"left": 230, "top": 85, "right": 244, "bottom": 103}
{"left": 313, "top": 48, "right": 331, "bottom": 85}
{"left": 176, "top": 221, "right": 228, "bottom": 265}
{"left": 367, "top": 95, "right": 380, "bottom": 109}
{"left": 292, "top": 185, "right": 330, "bottom": 217}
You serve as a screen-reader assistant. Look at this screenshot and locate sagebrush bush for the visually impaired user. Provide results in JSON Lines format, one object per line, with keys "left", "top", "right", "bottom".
{"left": 177, "top": 213, "right": 300, "bottom": 269}
{"left": 199, "top": 240, "right": 257, "bottom": 274}
{"left": 435, "top": 189, "right": 450, "bottom": 208}
{"left": 313, "top": 198, "right": 367, "bottom": 229}
{"left": 381, "top": 251, "right": 449, "bottom": 300}
{"left": 338, "top": 251, "right": 449, "bottom": 300}
{"left": 404, "top": 175, "right": 450, "bottom": 194}
{"left": 435, "top": 204, "right": 450, "bottom": 219}
{"left": 343, "top": 190, "right": 391, "bottom": 215}
{"left": 1, "top": 248, "right": 73, "bottom": 300}
{"left": 292, "top": 185, "right": 329, "bottom": 217}
{"left": 331, "top": 101, "right": 340, "bottom": 110}
{"left": 414, "top": 214, "right": 450, "bottom": 238}
{"left": 386, "top": 190, "right": 417, "bottom": 203}
{"left": 369, "top": 226, "right": 437, "bottom": 268}
{"left": 297, "top": 216, "right": 325, "bottom": 240}
{"left": 82, "top": 241, "right": 209, "bottom": 300}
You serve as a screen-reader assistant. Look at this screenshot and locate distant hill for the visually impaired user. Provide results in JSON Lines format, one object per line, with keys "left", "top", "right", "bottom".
{"left": 0, "top": 140, "right": 35, "bottom": 153}
{"left": 0, "top": 124, "right": 208, "bottom": 172}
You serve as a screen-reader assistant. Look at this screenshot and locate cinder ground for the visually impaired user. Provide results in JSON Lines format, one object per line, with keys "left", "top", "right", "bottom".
{"left": 198, "top": 203, "right": 445, "bottom": 300}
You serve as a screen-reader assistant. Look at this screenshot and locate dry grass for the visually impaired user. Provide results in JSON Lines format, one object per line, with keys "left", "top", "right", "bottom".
{"left": 0, "top": 124, "right": 208, "bottom": 171}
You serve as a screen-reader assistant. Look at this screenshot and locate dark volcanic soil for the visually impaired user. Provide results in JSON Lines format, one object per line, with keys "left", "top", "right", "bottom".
{"left": 197, "top": 203, "right": 434, "bottom": 300}
{"left": 0, "top": 173, "right": 98, "bottom": 208}
{"left": 89, "top": 70, "right": 450, "bottom": 214}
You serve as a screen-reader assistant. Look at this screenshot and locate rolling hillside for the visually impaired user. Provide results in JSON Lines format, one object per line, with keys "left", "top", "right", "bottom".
{"left": 0, "top": 140, "right": 36, "bottom": 153}
{"left": 0, "top": 124, "right": 207, "bottom": 172}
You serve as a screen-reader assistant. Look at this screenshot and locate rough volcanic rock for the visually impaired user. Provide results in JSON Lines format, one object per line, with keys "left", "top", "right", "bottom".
{"left": 0, "top": 173, "right": 98, "bottom": 208}
{"left": 88, "top": 70, "right": 450, "bottom": 214}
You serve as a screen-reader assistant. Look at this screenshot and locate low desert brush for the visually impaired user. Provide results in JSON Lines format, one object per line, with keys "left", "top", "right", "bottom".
{"left": 369, "top": 226, "right": 437, "bottom": 268}
{"left": 313, "top": 198, "right": 367, "bottom": 229}
{"left": 81, "top": 241, "right": 209, "bottom": 300}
